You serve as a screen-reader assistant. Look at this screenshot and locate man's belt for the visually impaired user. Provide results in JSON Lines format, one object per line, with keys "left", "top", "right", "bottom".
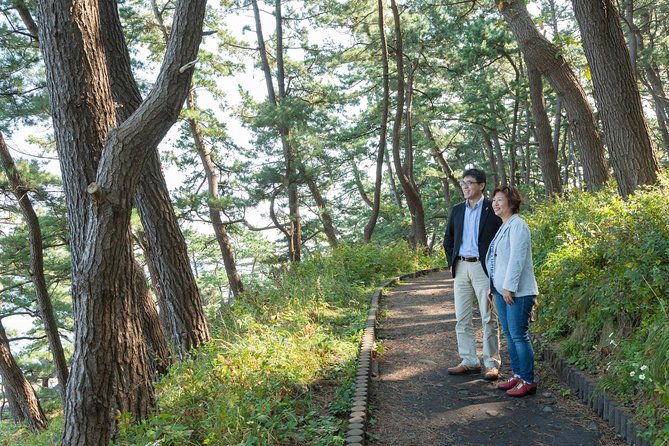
{"left": 458, "top": 256, "right": 479, "bottom": 262}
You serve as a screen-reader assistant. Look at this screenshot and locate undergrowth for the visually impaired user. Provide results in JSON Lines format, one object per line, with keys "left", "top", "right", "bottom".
{"left": 1, "top": 242, "right": 439, "bottom": 446}
{"left": 528, "top": 175, "right": 669, "bottom": 445}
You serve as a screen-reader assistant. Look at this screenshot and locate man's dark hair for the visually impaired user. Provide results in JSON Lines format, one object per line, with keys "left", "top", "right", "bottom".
{"left": 463, "top": 168, "right": 486, "bottom": 187}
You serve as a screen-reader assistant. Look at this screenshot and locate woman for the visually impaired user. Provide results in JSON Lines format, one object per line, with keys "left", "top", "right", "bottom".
{"left": 485, "top": 186, "right": 539, "bottom": 397}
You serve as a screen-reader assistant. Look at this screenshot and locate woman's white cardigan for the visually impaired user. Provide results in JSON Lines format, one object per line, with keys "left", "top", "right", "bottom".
{"left": 485, "top": 214, "right": 539, "bottom": 297}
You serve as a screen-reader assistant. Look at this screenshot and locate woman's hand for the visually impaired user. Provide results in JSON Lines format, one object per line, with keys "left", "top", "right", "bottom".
{"left": 502, "top": 289, "right": 514, "bottom": 305}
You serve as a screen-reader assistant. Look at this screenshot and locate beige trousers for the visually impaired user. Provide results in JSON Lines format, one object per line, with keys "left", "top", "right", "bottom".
{"left": 453, "top": 261, "right": 500, "bottom": 369}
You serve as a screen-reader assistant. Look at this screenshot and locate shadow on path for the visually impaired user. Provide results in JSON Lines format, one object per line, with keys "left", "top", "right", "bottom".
{"left": 368, "top": 270, "right": 624, "bottom": 446}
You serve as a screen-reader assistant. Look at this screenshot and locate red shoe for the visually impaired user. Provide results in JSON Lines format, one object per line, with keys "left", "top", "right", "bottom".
{"left": 506, "top": 380, "right": 537, "bottom": 397}
{"left": 496, "top": 375, "right": 521, "bottom": 390}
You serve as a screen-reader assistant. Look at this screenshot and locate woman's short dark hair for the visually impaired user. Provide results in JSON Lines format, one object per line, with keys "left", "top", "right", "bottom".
{"left": 492, "top": 185, "right": 524, "bottom": 214}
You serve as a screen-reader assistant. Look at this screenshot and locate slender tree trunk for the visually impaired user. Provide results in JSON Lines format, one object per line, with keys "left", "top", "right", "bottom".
{"left": 491, "top": 130, "right": 508, "bottom": 185}
{"left": 624, "top": 0, "right": 638, "bottom": 69}
{"left": 389, "top": 0, "right": 427, "bottom": 247}
{"left": 0, "top": 134, "right": 69, "bottom": 402}
{"left": 526, "top": 66, "right": 562, "bottom": 196}
{"left": 571, "top": 0, "right": 660, "bottom": 197}
{"left": 186, "top": 91, "right": 245, "bottom": 297}
{"left": 350, "top": 159, "right": 373, "bottom": 208}
{"left": 481, "top": 129, "right": 500, "bottom": 186}
{"left": 103, "top": 0, "right": 210, "bottom": 357}
{"left": 364, "top": 0, "right": 390, "bottom": 243}
{"left": 497, "top": 0, "right": 609, "bottom": 190}
{"left": 385, "top": 148, "right": 403, "bottom": 209}
{"left": 300, "top": 165, "right": 338, "bottom": 248}
{"left": 423, "top": 123, "right": 464, "bottom": 198}
{"left": 0, "top": 320, "right": 48, "bottom": 431}
{"left": 251, "top": 0, "right": 301, "bottom": 261}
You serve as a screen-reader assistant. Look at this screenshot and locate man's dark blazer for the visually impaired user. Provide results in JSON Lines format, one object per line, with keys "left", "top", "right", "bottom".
{"left": 443, "top": 198, "right": 502, "bottom": 278}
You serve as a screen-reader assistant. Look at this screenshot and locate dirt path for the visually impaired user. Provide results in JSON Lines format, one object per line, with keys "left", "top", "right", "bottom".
{"left": 368, "top": 270, "right": 625, "bottom": 446}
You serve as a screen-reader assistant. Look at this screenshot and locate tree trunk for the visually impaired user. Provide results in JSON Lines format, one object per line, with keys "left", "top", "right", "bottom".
{"left": 35, "top": 0, "right": 207, "bottom": 443}
{"left": 497, "top": 0, "right": 609, "bottom": 191}
{"left": 102, "top": 0, "right": 210, "bottom": 357}
{"left": 0, "top": 134, "right": 69, "bottom": 403}
{"left": 385, "top": 148, "right": 403, "bottom": 209}
{"left": 571, "top": 0, "right": 660, "bottom": 197}
{"left": 301, "top": 168, "right": 338, "bottom": 248}
{"left": 363, "top": 0, "right": 390, "bottom": 243}
{"left": 350, "top": 158, "right": 373, "bottom": 208}
{"left": 491, "top": 130, "right": 507, "bottom": 185}
{"left": 251, "top": 0, "right": 301, "bottom": 261}
{"left": 389, "top": 0, "right": 427, "bottom": 248}
{"left": 186, "top": 91, "right": 245, "bottom": 297}
{"left": 481, "top": 129, "right": 500, "bottom": 186}
{"left": 0, "top": 320, "right": 48, "bottom": 431}
{"left": 526, "top": 66, "right": 562, "bottom": 196}
{"left": 423, "top": 123, "right": 464, "bottom": 199}
{"left": 132, "top": 259, "right": 172, "bottom": 376}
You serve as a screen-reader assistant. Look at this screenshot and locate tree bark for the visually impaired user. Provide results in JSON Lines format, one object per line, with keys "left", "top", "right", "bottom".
{"left": 34, "top": 0, "right": 207, "bottom": 444}
{"left": 132, "top": 259, "right": 171, "bottom": 376}
{"left": 103, "top": 0, "right": 210, "bottom": 357}
{"left": 481, "top": 129, "right": 500, "bottom": 186}
{"left": 0, "top": 134, "right": 69, "bottom": 403}
{"left": 526, "top": 65, "right": 562, "bottom": 196}
{"left": 0, "top": 320, "right": 48, "bottom": 431}
{"left": 497, "top": 0, "right": 609, "bottom": 191}
{"left": 363, "top": 0, "right": 391, "bottom": 243}
{"left": 571, "top": 0, "right": 660, "bottom": 197}
{"left": 389, "top": 0, "right": 427, "bottom": 248}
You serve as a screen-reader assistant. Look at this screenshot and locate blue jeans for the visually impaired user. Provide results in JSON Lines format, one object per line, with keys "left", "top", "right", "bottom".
{"left": 495, "top": 291, "right": 536, "bottom": 383}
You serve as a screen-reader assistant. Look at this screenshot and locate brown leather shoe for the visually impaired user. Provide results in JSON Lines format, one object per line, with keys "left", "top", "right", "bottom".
{"left": 447, "top": 363, "right": 481, "bottom": 375}
{"left": 506, "top": 381, "right": 537, "bottom": 397}
{"left": 483, "top": 367, "right": 499, "bottom": 381}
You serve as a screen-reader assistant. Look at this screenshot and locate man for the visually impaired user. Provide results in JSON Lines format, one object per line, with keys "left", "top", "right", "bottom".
{"left": 443, "top": 168, "right": 502, "bottom": 380}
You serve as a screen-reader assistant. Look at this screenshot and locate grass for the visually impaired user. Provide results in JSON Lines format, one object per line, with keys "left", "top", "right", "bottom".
{"left": 1, "top": 242, "right": 440, "bottom": 446}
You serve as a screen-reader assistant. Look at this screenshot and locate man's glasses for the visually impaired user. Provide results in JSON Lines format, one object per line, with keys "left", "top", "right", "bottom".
{"left": 460, "top": 180, "right": 481, "bottom": 187}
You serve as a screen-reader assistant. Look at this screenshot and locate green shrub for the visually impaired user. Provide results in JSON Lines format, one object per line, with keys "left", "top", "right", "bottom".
{"left": 528, "top": 175, "right": 669, "bottom": 444}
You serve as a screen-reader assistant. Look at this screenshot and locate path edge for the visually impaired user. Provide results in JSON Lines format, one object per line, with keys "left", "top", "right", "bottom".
{"left": 344, "top": 267, "right": 654, "bottom": 446}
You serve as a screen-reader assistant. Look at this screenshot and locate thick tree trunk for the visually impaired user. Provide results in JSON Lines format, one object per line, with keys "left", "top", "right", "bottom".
{"left": 363, "top": 0, "right": 390, "bottom": 243}
{"left": 0, "top": 134, "right": 69, "bottom": 403}
{"left": 497, "top": 0, "right": 609, "bottom": 191}
{"left": 571, "top": 0, "right": 660, "bottom": 197}
{"left": 0, "top": 321, "right": 48, "bottom": 431}
{"left": 103, "top": 0, "right": 210, "bottom": 356}
{"left": 526, "top": 66, "right": 562, "bottom": 196}
{"left": 389, "top": 0, "right": 427, "bottom": 248}
{"left": 35, "top": 0, "right": 207, "bottom": 444}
